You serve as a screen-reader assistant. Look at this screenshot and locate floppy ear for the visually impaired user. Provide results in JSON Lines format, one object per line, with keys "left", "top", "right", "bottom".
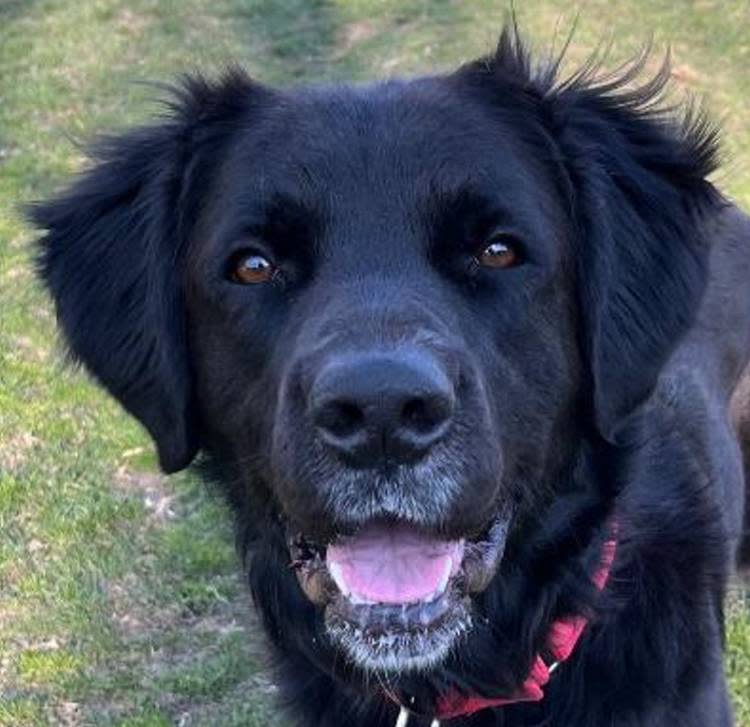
{"left": 459, "top": 30, "right": 721, "bottom": 441}
{"left": 547, "top": 59, "right": 720, "bottom": 441}
{"left": 30, "top": 70, "right": 263, "bottom": 472}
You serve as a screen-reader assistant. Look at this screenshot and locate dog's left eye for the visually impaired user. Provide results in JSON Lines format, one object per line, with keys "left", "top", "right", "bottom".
{"left": 476, "top": 234, "right": 522, "bottom": 270}
{"left": 228, "top": 251, "right": 276, "bottom": 285}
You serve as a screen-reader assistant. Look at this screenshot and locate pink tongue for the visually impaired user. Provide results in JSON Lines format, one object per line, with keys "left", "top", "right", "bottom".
{"left": 326, "top": 521, "right": 464, "bottom": 604}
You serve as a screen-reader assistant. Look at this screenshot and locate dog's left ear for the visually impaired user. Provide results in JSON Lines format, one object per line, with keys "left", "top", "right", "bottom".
{"left": 30, "top": 70, "right": 267, "bottom": 472}
{"left": 459, "top": 31, "right": 721, "bottom": 442}
{"left": 549, "top": 64, "right": 720, "bottom": 442}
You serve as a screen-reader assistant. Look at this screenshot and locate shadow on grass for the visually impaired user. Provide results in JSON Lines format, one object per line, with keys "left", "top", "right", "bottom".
{"left": 0, "top": 0, "right": 41, "bottom": 24}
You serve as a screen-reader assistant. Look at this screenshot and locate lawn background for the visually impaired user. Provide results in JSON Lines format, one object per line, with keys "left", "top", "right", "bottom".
{"left": 1, "top": 1, "right": 749, "bottom": 725}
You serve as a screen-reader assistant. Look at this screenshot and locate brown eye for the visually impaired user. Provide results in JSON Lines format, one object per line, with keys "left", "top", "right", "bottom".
{"left": 230, "top": 252, "right": 276, "bottom": 285}
{"left": 476, "top": 235, "right": 522, "bottom": 270}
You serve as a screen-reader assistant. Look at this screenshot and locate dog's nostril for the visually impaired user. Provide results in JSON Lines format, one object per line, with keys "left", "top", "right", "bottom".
{"left": 401, "top": 396, "right": 448, "bottom": 434}
{"left": 315, "top": 400, "right": 365, "bottom": 439}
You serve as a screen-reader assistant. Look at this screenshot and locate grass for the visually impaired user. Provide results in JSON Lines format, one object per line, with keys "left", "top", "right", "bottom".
{"left": 0, "top": 1, "right": 749, "bottom": 725}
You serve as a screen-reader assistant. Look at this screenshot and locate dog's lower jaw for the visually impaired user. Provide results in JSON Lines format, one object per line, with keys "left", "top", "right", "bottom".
{"left": 324, "top": 597, "right": 472, "bottom": 673}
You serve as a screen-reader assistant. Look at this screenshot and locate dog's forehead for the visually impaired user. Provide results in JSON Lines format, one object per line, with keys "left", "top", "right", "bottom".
{"left": 222, "top": 77, "right": 541, "bottom": 208}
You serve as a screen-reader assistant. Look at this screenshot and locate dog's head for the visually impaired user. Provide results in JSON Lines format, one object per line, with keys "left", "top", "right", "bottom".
{"left": 32, "top": 31, "right": 718, "bottom": 680}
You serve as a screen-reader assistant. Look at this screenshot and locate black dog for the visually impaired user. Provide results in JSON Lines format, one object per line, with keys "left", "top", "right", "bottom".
{"left": 31, "top": 29, "right": 750, "bottom": 726}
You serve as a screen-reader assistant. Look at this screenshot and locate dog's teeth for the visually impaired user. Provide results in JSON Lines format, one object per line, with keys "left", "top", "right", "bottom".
{"left": 436, "top": 556, "right": 452, "bottom": 596}
{"left": 328, "top": 561, "right": 350, "bottom": 597}
{"left": 422, "top": 557, "right": 454, "bottom": 603}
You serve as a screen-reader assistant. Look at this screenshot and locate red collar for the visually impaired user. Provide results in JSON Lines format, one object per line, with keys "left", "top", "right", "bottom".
{"left": 393, "top": 528, "right": 618, "bottom": 723}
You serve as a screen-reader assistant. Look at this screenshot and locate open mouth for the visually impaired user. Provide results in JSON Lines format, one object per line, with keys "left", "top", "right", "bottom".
{"left": 288, "top": 516, "right": 509, "bottom": 672}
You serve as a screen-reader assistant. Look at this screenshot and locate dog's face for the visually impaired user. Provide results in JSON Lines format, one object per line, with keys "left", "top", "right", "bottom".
{"left": 185, "top": 78, "right": 581, "bottom": 669}
{"left": 33, "top": 33, "right": 717, "bottom": 684}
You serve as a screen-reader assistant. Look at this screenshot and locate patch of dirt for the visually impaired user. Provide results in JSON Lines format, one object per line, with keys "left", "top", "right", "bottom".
{"left": 108, "top": 568, "right": 256, "bottom": 647}
{"left": 112, "top": 466, "right": 177, "bottom": 522}
{"left": 8, "top": 232, "right": 31, "bottom": 251}
{"left": 2, "top": 265, "right": 29, "bottom": 282}
{"left": 54, "top": 701, "right": 81, "bottom": 727}
{"left": 0, "top": 601, "right": 24, "bottom": 683}
{"left": 106, "top": 573, "right": 183, "bottom": 639}
{"left": 0, "top": 431, "right": 39, "bottom": 473}
{"left": 115, "top": 8, "right": 151, "bottom": 37}
{"left": 381, "top": 56, "right": 406, "bottom": 73}
{"left": 175, "top": 673, "right": 278, "bottom": 727}
{"left": 12, "top": 336, "right": 48, "bottom": 363}
{"left": 670, "top": 63, "right": 701, "bottom": 85}
{"left": 106, "top": 574, "right": 254, "bottom": 643}
{"left": 333, "top": 20, "right": 378, "bottom": 59}
{"left": 28, "top": 637, "right": 63, "bottom": 652}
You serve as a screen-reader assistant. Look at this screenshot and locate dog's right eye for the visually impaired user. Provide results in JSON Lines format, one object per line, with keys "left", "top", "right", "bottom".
{"left": 228, "top": 251, "right": 276, "bottom": 285}
{"left": 476, "top": 233, "right": 523, "bottom": 270}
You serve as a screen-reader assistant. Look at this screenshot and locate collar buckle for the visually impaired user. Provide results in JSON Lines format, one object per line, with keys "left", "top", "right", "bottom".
{"left": 396, "top": 706, "right": 440, "bottom": 727}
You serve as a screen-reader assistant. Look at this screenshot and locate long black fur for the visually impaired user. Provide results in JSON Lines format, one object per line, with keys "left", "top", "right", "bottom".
{"left": 30, "top": 27, "right": 749, "bottom": 727}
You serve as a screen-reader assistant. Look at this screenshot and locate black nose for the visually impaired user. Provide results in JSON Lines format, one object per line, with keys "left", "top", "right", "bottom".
{"left": 310, "top": 350, "right": 455, "bottom": 467}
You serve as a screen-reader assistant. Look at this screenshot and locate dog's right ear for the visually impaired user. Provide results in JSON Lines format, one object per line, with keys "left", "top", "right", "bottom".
{"left": 29, "top": 70, "right": 267, "bottom": 473}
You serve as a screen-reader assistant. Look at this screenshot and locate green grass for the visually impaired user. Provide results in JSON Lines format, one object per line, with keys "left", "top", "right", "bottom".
{"left": 1, "top": 1, "right": 749, "bottom": 725}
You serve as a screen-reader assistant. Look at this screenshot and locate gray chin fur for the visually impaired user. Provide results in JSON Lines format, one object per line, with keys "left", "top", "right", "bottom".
{"left": 324, "top": 597, "right": 472, "bottom": 674}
